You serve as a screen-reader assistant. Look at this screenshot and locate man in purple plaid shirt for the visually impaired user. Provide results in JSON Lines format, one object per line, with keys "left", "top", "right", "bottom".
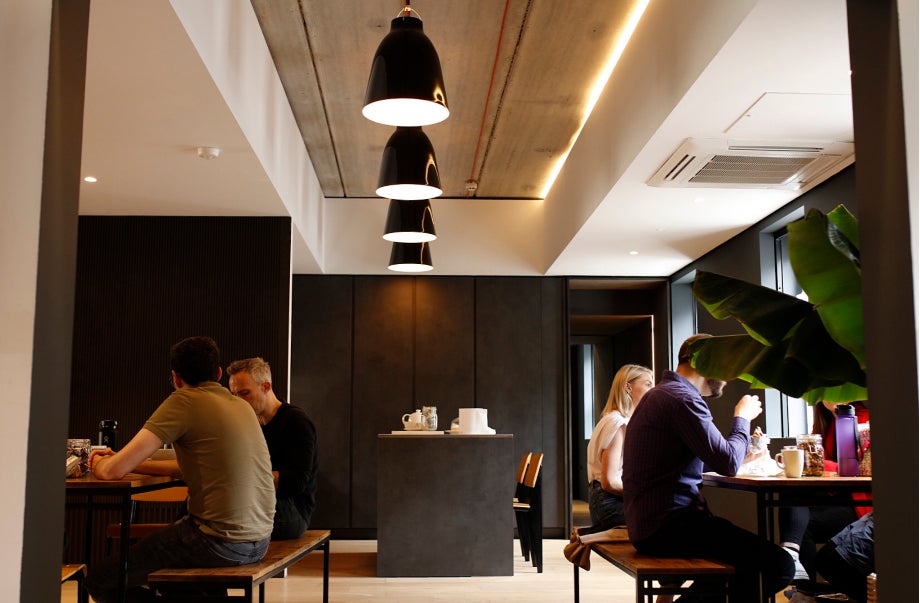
{"left": 623, "top": 334, "right": 795, "bottom": 602}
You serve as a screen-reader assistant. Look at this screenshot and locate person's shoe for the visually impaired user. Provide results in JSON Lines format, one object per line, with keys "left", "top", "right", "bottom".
{"left": 784, "top": 586, "right": 817, "bottom": 603}
{"left": 789, "top": 590, "right": 817, "bottom": 603}
{"left": 784, "top": 546, "right": 810, "bottom": 582}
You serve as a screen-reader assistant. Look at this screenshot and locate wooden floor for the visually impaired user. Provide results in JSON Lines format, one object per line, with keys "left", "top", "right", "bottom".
{"left": 62, "top": 538, "right": 795, "bottom": 602}
{"left": 62, "top": 539, "right": 635, "bottom": 602}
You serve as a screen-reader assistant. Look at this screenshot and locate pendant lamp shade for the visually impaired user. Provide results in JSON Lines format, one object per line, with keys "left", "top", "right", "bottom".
{"left": 383, "top": 199, "right": 436, "bottom": 243}
{"left": 363, "top": 14, "right": 449, "bottom": 127}
{"left": 376, "top": 126, "right": 442, "bottom": 199}
{"left": 388, "top": 242, "right": 433, "bottom": 272}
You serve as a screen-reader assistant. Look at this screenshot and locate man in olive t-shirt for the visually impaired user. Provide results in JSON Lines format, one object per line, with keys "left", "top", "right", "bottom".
{"left": 86, "top": 336, "right": 275, "bottom": 603}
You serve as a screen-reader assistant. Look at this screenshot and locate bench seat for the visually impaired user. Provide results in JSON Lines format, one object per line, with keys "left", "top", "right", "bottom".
{"left": 148, "top": 529, "right": 330, "bottom": 603}
{"left": 574, "top": 540, "right": 734, "bottom": 603}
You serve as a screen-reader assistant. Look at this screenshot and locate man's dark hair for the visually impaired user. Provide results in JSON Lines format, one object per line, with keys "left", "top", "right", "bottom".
{"left": 170, "top": 336, "right": 221, "bottom": 386}
{"left": 677, "top": 333, "right": 713, "bottom": 366}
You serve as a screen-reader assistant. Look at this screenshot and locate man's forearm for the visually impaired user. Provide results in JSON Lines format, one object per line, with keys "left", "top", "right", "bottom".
{"left": 134, "top": 459, "right": 182, "bottom": 477}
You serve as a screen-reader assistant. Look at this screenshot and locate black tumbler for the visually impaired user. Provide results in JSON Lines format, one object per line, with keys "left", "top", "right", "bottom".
{"left": 99, "top": 419, "right": 118, "bottom": 450}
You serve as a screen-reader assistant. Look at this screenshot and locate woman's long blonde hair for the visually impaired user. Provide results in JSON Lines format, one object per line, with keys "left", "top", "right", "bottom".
{"left": 601, "top": 364, "right": 653, "bottom": 419}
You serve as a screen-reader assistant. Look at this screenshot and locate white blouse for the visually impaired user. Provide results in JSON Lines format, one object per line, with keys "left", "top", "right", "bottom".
{"left": 586, "top": 410, "right": 627, "bottom": 484}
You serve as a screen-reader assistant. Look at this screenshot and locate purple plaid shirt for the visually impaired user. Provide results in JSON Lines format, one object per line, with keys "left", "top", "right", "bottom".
{"left": 622, "top": 370, "right": 750, "bottom": 542}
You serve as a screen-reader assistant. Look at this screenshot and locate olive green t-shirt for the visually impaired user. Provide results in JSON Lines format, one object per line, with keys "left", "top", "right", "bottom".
{"left": 144, "top": 382, "right": 275, "bottom": 542}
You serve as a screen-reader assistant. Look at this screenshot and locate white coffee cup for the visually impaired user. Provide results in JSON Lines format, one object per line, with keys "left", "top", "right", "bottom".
{"left": 775, "top": 446, "right": 804, "bottom": 478}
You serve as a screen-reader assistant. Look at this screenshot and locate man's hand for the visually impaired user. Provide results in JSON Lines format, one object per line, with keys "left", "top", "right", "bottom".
{"left": 89, "top": 447, "right": 115, "bottom": 473}
{"left": 734, "top": 394, "right": 763, "bottom": 421}
{"left": 743, "top": 447, "right": 768, "bottom": 465}
{"left": 90, "top": 429, "right": 164, "bottom": 480}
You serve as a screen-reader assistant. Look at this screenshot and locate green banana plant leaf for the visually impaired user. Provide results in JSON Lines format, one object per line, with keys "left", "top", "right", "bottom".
{"left": 788, "top": 206, "right": 865, "bottom": 367}
{"left": 689, "top": 205, "right": 867, "bottom": 404}
{"left": 693, "top": 272, "right": 812, "bottom": 345}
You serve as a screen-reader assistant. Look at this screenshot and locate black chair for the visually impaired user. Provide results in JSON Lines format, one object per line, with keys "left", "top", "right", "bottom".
{"left": 513, "top": 452, "right": 544, "bottom": 572}
{"left": 513, "top": 452, "right": 533, "bottom": 561}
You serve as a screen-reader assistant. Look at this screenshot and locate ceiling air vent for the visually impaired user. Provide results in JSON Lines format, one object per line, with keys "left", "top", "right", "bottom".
{"left": 647, "top": 138, "right": 854, "bottom": 189}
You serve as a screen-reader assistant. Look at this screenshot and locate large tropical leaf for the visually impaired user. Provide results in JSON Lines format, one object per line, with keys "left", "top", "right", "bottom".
{"left": 788, "top": 207, "right": 865, "bottom": 367}
{"left": 687, "top": 328, "right": 864, "bottom": 398}
{"left": 800, "top": 382, "right": 868, "bottom": 405}
{"left": 826, "top": 204, "right": 861, "bottom": 254}
{"left": 689, "top": 205, "right": 867, "bottom": 404}
{"left": 692, "top": 272, "right": 812, "bottom": 345}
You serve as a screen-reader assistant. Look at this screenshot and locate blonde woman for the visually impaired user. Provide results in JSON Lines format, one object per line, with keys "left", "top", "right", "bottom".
{"left": 585, "top": 364, "right": 654, "bottom": 529}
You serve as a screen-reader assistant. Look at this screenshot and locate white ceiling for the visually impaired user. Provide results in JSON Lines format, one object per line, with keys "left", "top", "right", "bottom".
{"left": 78, "top": 0, "right": 854, "bottom": 276}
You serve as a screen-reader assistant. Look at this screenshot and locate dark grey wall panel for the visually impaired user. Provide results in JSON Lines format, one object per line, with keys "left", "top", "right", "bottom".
{"left": 540, "top": 278, "right": 566, "bottom": 530}
{"left": 414, "top": 277, "right": 475, "bottom": 428}
{"left": 69, "top": 216, "right": 291, "bottom": 445}
{"left": 291, "top": 276, "right": 354, "bottom": 529}
{"left": 350, "top": 277, "right": 415, "bottom": 527}
{"left": 475, "top": 278, "right": 545, "bottom": 453}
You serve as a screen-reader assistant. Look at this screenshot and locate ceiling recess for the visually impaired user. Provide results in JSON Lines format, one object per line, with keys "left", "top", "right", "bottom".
{"left": 647, "top": 138, "right": 855, "bottom": 189}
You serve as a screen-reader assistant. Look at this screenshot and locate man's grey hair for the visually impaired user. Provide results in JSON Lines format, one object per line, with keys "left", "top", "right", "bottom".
{"left": 226, "top": 357, "right": 273, "bottom": 385}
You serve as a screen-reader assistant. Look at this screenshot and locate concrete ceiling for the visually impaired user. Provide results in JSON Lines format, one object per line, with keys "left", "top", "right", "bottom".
{"left": 78, "top": 0, "right": 854, "bottom": 276}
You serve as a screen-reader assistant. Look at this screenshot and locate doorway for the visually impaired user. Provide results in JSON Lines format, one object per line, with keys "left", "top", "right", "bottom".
{"left": 566, "top": 278, "right": 669, "bottom": 532}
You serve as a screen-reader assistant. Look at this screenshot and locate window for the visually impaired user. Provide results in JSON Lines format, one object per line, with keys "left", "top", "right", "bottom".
{"left": 774, "top": 230, "right": 814, "bottom": 436}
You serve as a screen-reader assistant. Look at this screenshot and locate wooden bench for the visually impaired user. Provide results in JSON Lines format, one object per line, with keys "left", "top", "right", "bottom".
{"left": 573, "top": 540, "right": 734, "bottom": 603}
{"left": 148, "top": 529, "right": 330, "bottom": 603}
{"left": 61, "top": 564, "right": 88, "bottom": 603}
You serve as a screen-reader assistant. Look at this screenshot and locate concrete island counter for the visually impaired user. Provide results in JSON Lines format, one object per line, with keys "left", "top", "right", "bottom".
{"left": 376, "top": 433, "right": 514, "bottom": 577}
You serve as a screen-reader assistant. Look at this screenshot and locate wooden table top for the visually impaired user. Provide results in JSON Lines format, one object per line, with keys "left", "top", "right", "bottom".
{"left": 65, "top": 472, "right": 181, "bottom": 491}
{"left": 702, "top": 472, "right": 872, "bottom": 489}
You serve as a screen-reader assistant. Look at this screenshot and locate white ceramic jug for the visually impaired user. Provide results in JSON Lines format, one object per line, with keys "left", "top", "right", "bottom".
{"left": 402, "top": 409, "right": 425, "bottom": 430}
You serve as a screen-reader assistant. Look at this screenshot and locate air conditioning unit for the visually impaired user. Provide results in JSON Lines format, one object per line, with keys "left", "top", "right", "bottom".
{"left": 647, "top": 138, "right": 855, "bottom": 189}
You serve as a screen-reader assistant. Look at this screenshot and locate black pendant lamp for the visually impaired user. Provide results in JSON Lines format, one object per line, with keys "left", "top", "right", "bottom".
{"left": 376, "top": 126, "right": 442, "bottom": 200}
{"left": 388, "top": 242, "right": 433, "bottom": 272}
{"left": 383, "top": 199, "right": 436, "bottom": 243}
{"left": 363, "top": 4, "right": 449, "bottom": 127}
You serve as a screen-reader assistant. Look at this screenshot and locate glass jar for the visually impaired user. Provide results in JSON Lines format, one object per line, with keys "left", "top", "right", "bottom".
{"left": 796, "top": 434, "right": 825, "bottom": 476}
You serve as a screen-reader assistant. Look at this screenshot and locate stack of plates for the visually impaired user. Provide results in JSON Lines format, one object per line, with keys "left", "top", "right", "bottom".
{"left": 866, "top": 573, "right": 877, "bottom": 603}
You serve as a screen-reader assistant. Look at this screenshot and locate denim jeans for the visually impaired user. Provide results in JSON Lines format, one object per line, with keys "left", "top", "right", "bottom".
{"left": 587, "top": 481, "right": 626, "bottom": 529}
{"left": 86, "top": 515, "right": 269, "bottom": 603}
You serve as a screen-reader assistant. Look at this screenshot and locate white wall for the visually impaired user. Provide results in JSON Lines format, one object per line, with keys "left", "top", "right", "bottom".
{"left": 0, "top": 1, "right": 52, "bottom": 599}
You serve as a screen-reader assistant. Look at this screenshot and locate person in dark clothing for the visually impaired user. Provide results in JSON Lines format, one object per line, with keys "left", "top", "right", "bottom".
{"left": 228, "top": 357, "right": 318, "bottom": 540}
{"left": 622, "top": 334, "right": 794, "bottom": 603}
{"left": 778, "top": 401, "right": 871, "bottom": 583}
{"left": 814, "top": 512, "right": 874, "bottom": 603}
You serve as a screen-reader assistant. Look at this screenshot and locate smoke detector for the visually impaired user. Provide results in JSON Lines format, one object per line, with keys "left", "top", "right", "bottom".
{"left": 196, "top": 146, "right": 221, "bottom": 160}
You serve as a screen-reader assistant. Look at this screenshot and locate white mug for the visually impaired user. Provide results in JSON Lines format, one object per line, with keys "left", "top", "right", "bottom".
{"left": 775, "top": 446, "right": 804, "bottom": 478}
{"left": 458, "top": 408, "right": 493, "bottom": 434}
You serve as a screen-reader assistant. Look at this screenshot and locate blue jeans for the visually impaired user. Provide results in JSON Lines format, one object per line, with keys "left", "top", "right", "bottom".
{"left": 86, "top": 516, "right": 269, "bottom": 603}
{"left": 588, "top": 481, "right": 626, "bottom": 529}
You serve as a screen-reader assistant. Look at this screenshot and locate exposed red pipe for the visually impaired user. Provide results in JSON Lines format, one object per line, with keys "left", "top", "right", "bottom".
{"left": 466, "top": 0, "right": 512, "bottom": 198}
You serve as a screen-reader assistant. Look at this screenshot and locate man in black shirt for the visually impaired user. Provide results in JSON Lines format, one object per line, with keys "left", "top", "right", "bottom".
{"left": 228, "top": 357, "right": 318, "bottom": 540}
